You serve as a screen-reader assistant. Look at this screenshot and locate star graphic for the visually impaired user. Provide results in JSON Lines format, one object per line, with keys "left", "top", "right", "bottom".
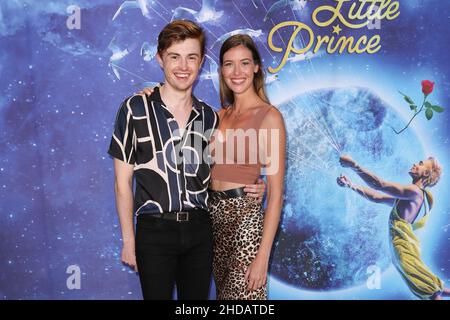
{"left": 332, "top": 24, "right": 342, "bottom": 35}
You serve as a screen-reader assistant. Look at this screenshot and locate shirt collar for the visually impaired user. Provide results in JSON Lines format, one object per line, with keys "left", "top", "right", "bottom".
{"left": 149, "top": 85, "right": 203, "bottom": 111}
{"left": 149, "top": 86, "right": 202, "bottom": 129}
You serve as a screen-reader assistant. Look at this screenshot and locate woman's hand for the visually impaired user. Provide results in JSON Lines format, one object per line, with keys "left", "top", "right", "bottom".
{"left": 137, "top": 87, "right": 155, "bottom": 96}
{"left": 244, "top": 255, "right": 268, "bottom": 292}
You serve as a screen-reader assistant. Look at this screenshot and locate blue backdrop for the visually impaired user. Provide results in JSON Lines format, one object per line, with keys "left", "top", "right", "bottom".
{"left": 1, "top": 0, "right": 449, "bottom": 299}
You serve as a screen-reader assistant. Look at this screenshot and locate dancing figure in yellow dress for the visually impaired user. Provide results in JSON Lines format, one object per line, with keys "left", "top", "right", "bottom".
{"left": 337, "top": 155, "right": 449, "bottom": 300}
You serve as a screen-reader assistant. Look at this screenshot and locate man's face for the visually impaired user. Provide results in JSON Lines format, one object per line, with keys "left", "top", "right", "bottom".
{"left": 157, "top": 38, "right": 203, "bottom": 92}
{"left": 409, "top": 159, "right": 432, "bottom": 180}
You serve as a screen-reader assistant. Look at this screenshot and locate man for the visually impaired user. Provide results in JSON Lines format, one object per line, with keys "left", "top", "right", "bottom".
{"left": 108, "top": 20, "right": 264, "bottom": 300}
{"left": 337, "top": 154, "right": 449, "bottom": 300}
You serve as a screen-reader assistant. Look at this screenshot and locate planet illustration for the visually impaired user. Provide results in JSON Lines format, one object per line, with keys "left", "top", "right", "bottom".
{"left": 271, "top": 86, "right": 425, "bottom": 290}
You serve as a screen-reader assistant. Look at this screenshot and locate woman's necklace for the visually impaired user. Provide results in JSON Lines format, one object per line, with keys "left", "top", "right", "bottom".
{"left": 231, "top": 104, "right": 247, "bottom": 119}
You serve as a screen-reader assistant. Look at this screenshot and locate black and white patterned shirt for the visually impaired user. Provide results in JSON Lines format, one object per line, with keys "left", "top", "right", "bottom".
{"left": 108, "top": 87, "right": 218, "bottom": 216}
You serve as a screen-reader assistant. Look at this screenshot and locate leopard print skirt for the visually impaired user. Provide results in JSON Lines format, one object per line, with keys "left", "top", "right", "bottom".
{"left": 208, "top": 193, "right": 267, "bottom": 300}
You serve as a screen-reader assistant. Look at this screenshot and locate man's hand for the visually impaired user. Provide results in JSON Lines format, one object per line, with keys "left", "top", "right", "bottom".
{"left": 121, "top": 242, "right": 138, "bottom": 272}
{"left": 339, "top": 154, "right": 357, "bottom": 168}
{"left": 337, "top": 174, "right": 352, "bottom": 188}
{"left": 244, "top": 178, "right": 266, "bottom": 203}
{"left": 137, "top": 87, "right": 155, "bottom": 96}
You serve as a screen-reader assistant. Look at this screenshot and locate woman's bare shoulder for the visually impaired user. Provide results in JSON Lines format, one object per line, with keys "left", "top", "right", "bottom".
{"left": 264, "top": 105, "right": 284, "bottom": 123}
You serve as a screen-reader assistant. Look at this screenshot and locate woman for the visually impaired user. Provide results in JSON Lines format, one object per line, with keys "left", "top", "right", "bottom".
{"left": 139, "top": 34, "right": 286, "bottom": 300}
{"left": 208, "top": 34, "right": 286, "bottom": 300}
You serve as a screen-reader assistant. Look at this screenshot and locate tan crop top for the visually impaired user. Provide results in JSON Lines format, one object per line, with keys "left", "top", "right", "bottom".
{"left": 210, "top": 105, "right": 273, "bottom": 184}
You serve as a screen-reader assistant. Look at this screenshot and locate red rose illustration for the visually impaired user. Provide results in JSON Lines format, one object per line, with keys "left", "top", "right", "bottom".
{"left": 394, "top": 80, "right": 444, "bottom": 134}
{"left": 421, "top": 80, "right": 435, "bottom": 96}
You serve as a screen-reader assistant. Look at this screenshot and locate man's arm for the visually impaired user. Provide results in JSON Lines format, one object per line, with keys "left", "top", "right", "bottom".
{"left": 244, "top": 178, "right": 266, "bottom": 202}
{"left": 340, "top": 155, "right": 420, "bottom": 200}
{"left": 337, "top": 175, "right": 395, "bottom": 206}
{"left": 113, "top": 158, "right": 137, "bottom": 271}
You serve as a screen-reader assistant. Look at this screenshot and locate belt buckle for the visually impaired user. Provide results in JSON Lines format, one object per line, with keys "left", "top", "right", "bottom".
{"left": 176, "top": 211, "right": 189, "bottom": 222}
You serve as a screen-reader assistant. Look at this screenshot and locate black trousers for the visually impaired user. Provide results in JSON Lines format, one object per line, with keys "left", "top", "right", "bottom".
{"left": 135, "top": 212, "right": 213, "bottom": 300}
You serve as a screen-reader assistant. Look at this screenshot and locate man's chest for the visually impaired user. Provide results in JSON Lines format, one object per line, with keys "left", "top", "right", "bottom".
{"left": 396, "top": 199, "right": 422, "bottom": 223}
{"left": 133, "top": 112, "right": 208, "bottom": 155}
{"left": 170, "top": 108, "right": 192, "bottom": 132}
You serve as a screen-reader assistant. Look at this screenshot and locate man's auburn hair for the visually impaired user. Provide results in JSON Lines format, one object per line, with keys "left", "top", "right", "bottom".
{"left": 157, "top": 20, "right": 205, "bottom": 57}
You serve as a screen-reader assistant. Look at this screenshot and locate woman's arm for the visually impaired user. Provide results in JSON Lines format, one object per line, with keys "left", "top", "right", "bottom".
{"left": 245, "top": 107, "right": 286, "bottom": 291}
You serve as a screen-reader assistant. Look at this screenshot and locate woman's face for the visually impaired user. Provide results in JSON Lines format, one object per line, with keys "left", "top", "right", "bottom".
{"left": 221, "top": 44, "right": 259, "bottom": 96}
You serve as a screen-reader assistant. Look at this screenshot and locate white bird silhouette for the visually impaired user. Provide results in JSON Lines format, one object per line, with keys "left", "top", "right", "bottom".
{"left": 265, "top": 73, "right": 279, "bottom": 85}
{"left": 210, "top": 28, "right": 264, "bottom": 49}
{"left": 108, "top": 37, "right": 133, "bottom": 80}
{"left": 172, "top": 0, "right": 223, "bottom": 23}
{"left": 199, "top": 54, "right": 220, "bottom": 94}
{"left": 140, "top": 42, "right": 157, "bottom": 62}
{"left": 264, "top": 0, "right": 307, "bottom": 22}
{"left": 112, "top": 0, "right": 151, "bottom": 21}
{"left": 287, "top": 51, "right": 323, "bottom": 63}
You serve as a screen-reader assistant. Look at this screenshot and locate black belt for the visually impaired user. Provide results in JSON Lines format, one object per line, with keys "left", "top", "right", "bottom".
{"left": 139, "top": 208, "right": 209, "bottom": 222}
{"left": 208, "top": 187, "right": 246, "bottom": 200}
